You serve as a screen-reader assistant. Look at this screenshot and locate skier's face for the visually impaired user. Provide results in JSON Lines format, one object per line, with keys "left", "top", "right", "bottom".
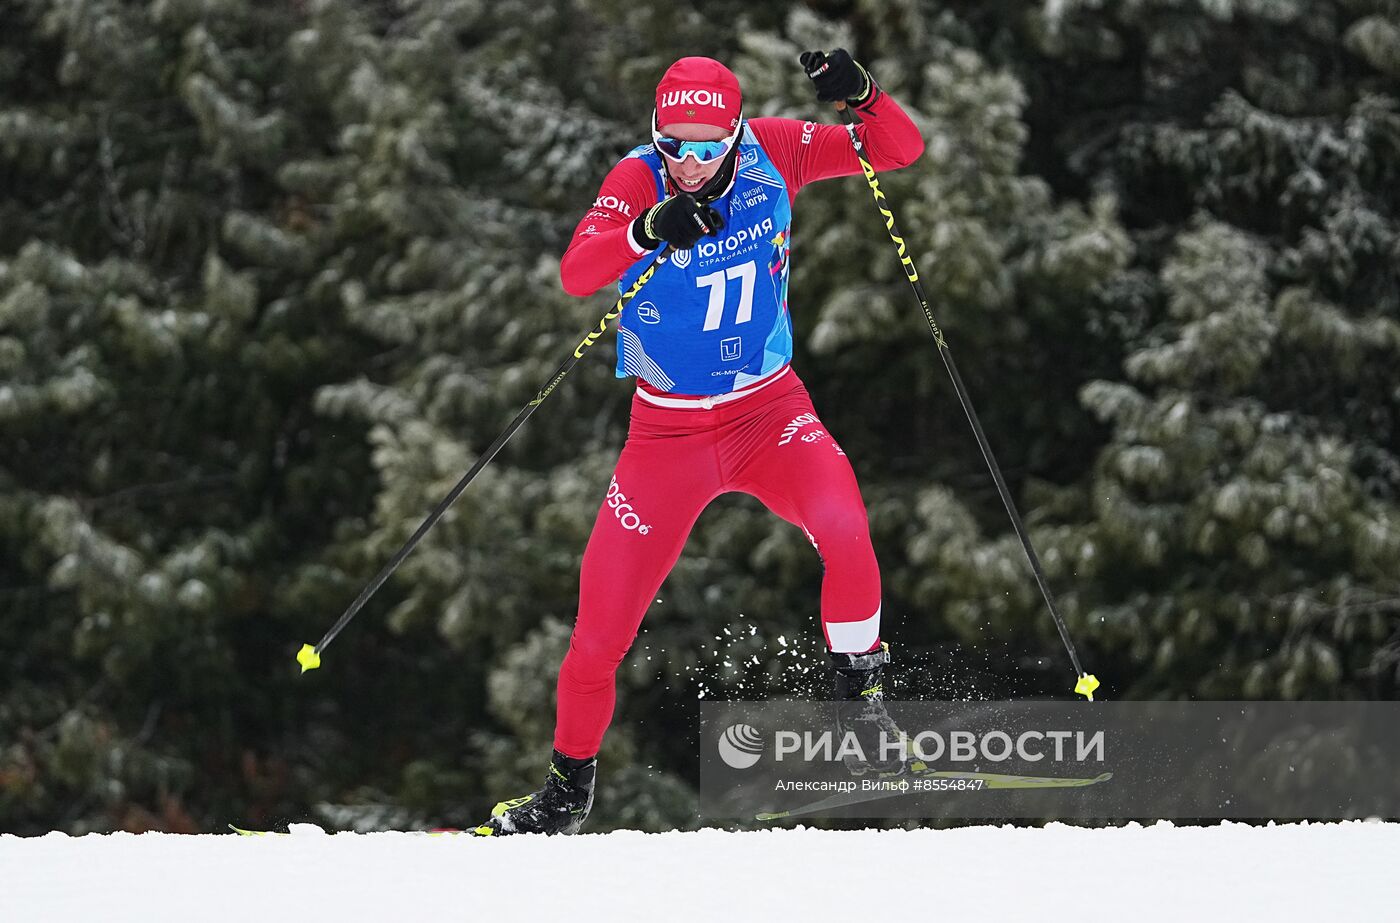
{"left": 659, "top": 122, "right": 732, "bottom": 194}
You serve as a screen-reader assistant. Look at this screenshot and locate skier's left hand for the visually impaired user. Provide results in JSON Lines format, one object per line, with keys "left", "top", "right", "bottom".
{"left": 800, "top": 49, "right": 874, "bottom": 106}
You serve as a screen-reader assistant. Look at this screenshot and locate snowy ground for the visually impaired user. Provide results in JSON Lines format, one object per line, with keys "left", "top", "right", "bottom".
{"left": 4, "top": 822, "right": 1397, "bottom": 921}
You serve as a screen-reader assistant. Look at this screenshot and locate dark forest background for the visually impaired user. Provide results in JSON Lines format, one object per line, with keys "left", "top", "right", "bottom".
{"left": 3, "top": 0, "right": 1399, "bottom": 834}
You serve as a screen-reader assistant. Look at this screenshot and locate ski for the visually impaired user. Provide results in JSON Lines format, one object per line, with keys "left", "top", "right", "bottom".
{"left": 755, "top": 768, "right": 1113, "bottom": 821}
{"left": 230, "top": 770, "right": 1111, "bottom": 833}
{"left": 227, "top": 824, "right": 466, "bottom": 836}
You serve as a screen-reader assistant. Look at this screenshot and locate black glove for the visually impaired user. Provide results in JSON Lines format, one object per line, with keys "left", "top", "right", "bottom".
{"left": 631, "top": 193, "right": 725, "bottom": 251}
{"left": 799, "top": 48, "right": 875, "bottom": 106}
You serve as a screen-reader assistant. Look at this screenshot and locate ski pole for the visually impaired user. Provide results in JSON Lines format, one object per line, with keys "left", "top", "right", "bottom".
{"left": 832, "top": 101, "right": 1100, "bottom": 701}
{"left": 296, "top": 246, "right": 675, "bottom": 673}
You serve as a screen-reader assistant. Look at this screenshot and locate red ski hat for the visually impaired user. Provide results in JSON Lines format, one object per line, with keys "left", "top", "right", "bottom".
{"left": 655, "top": 57, "right": 742, "bottom": 131}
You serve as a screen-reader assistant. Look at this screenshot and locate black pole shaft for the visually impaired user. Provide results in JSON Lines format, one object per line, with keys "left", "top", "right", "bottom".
{"left": 309, "top": 247, "right": 674, "bottom": 656}
{"left": 835, "top": 105, "right": 1087, "bottom": 679}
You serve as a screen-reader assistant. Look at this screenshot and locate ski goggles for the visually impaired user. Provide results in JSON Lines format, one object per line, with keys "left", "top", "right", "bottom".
{"left": 651, "top": 110, "right": 743, "bottom": 164}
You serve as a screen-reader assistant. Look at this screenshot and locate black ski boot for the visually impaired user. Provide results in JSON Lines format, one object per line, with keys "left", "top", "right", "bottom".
{"left": 472, "top": 750, "right": 597, "bottom": 836}
{"left": 832, "top": 642, "right": 908, "bottom": 775}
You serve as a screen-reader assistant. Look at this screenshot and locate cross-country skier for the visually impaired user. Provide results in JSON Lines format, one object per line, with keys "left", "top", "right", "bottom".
{"left": 473, "top": 50, "right": 925, "bottom": 835}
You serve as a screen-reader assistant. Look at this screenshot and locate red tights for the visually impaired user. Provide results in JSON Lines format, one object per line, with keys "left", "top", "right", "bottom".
{"left": 554, "top": 370, "right": 882, "bottom": 757}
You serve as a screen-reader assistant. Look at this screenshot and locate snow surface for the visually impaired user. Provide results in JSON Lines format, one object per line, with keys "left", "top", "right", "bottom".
{"left": 3, "top": 821, "right": 1398, "bottom": 921}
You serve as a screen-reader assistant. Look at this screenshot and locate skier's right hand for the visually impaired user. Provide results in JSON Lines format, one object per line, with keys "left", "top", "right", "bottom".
{"left": 631, "top": 193, "right": 724, "bottom": 251}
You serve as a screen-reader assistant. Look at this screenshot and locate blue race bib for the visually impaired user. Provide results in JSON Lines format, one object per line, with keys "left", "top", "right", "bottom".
{"left": 615, "top": 125, "right": 794, "bottom": 396}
